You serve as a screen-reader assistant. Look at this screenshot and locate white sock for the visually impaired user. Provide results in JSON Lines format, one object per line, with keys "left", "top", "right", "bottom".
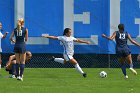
{"left": 74, "top": 64, "right": 84, "bottom": 74}
{"left": 54, "top": 58, "right": 64, "bottom": 64}
{"left": 0, "top": 64, "right": 1, "bottom": 69}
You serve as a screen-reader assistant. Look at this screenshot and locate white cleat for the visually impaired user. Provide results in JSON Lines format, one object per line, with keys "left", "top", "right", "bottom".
{"left": 17, "top": 76, "right": 20, "bottom": 80}
{"left": 18, "top": 76, "right": 23, "bottom": 81}
{"left": 124, "top": 75, "right": 128, "bottom": 79}
{"left": 129, "top": 68, "right": 137, "bottom": 75}
{"left": 20, "top": 76, "right": 23, "bottom": 81}
{"left": 20, "top": 77, "right": 23, "bottom": 81}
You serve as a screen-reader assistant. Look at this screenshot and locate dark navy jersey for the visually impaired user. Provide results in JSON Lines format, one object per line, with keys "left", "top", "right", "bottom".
{"left": 115, "top": 31, "right": 128, "bottom": 48}
{"left": 14, "top": 27, "right": 26, "bottom": 44}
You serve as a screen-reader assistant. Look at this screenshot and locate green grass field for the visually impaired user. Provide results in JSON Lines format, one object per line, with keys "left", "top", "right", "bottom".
{"left": 0, "top": 68, "right": 140, "bottom": 93}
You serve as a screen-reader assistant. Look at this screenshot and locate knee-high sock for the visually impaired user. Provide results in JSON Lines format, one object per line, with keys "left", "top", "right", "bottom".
{"left": 129, "top": 63, "right": 133, "bottom": 68}
{"left": 54, "top": 58, "right": 64, "bottom": 64}
{"left": 121, "top": 63, "right": 126, "bottom": 76}
{"left": 12, "top": 64, "right": 16, "bottom": 75}
{"left": 20, "top": 64, "right": 25, "bottom": 77}
{"left": 74, "top": 64, "right": 84, "bottom": 74}
{"left": 16, "top": 63, "right": 20, "bottom": 76}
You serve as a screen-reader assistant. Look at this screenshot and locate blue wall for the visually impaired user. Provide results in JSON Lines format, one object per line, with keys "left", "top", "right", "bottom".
{"left": 0, "top": 0, "right": 14, "bottom": 53}
{"left": 0, "top": 0, "right": 140, "bottom": 54}
{"left": 25, "top": 0, "right": 110, "bottom": 53}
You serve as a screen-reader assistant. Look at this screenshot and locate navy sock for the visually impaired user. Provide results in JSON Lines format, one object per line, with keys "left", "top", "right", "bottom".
{"left": 16, "top": 64, "right": 20, "bottom": 76}
{"left": 130, "top": 63, "right": 133, "bottom": 68}
{"left": 20, "top": 64, "right": 25, "bottom": 77}
{"left": 12, "top": 64, "right": 16, "bottom": 75}
{"left": 121, "top": 63, "right": 126, "bottom": 76}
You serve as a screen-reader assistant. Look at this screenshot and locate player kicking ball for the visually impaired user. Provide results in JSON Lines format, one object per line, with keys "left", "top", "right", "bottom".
{"left": 42, "top": 28, "right": 90, "bottom": 78}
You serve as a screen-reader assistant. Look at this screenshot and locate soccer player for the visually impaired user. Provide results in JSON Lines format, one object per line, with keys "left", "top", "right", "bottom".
{"left": 102, "top": 24, "right": 140, "bottom": 79}
{"left": 0, "top": 22, "right": 9, "bottom": 69}
{"left": 42, "top": 28, "right": 90, "bottom": 78}
{"left": 10, "top": 20, "right": 28, "bottom": 81}
{"left": 5, "top": 51, "right": 32, "bottom": 78}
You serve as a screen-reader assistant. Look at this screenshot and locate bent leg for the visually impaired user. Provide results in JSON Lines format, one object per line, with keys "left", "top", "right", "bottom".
{"left": 69, "top": 58, "right": 84, "bottom": 74}
{"left": 126, "top": 54, "right": 137, "bottom": 75}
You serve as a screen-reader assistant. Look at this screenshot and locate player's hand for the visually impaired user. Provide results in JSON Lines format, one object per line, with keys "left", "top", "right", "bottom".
{"left": 102, "top": 34, "right": 106, "bottom": 38}
{"left": 11, "top": 39, "right": 15, "bottom": 43}
{"left": 42, "top": 34, "right": 49, "bottom": 38}
{"left": 86, "top": 41, "right": 91, "bottom": 44}
{"left": 6, "top": 32, "right": 9, "bottom": 34}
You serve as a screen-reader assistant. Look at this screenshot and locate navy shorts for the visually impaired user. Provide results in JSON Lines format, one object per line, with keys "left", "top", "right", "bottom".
{"left": 14, "top": 43, "right": 26, "bottom": 53}
{"left": 116, "top": 48, "right": 131, "bottom": 58}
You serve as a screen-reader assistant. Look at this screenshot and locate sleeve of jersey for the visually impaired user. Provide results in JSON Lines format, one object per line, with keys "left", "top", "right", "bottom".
{"left": 0, "top": 32, "right": 3, "bottom": 38}
{"left": 73, "top": 37, "right": 77, "bottom": 41}
{"left": 57, "top": 36, "right": 63, "bottom": 41}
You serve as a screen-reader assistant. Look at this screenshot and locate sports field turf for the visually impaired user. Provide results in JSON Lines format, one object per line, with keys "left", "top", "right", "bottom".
{"left": 0, "top": 68, "right": 140, "bottom": 93}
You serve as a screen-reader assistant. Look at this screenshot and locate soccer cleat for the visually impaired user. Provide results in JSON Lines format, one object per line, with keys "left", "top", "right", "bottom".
{"left": 17, "top": 76, "right": 20, "bottom": 80}
{"left": 49, "top": 56, "right": 55, "bottom": 61}
{"left": 20, "top": 77, "right": 23, "bottom": 81}
{"left": 17, "top": 76, "right": 23, "bottom": 81}
{"left": 129, "top": 68, "right": 137, "bottom": 75}
{"left": 124, "top": 75, "right": 128, "bottom": 79}
{"left": 82, "top": 73, "right": 87, "bottom": 78}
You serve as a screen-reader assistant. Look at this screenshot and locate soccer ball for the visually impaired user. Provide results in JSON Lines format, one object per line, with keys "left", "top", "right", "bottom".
{"left": 99, "top": 71, "right": 107, "bottom": 78}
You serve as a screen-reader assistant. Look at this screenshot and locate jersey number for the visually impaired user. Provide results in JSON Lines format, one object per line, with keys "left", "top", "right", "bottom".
{"left": 119, "top": 33, "right": 125, "bottom": 39}
{"left": 17, "top": 30, "right": 22, "bottom": 36}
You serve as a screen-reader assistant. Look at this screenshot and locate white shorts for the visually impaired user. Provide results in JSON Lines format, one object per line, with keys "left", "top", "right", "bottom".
{"left": 0, "top": 48, "right": 2, "bottom": 52}
{"left": 63, "top": 54, "right": 73, "bottom": 61}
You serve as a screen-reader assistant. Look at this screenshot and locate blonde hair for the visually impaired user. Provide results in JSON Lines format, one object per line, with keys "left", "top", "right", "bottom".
{"left": 18, "top": 18, "right": 24, "bottom": 26}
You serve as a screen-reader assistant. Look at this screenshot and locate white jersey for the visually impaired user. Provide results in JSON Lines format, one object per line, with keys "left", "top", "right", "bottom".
{"left": 58, "top": 36, "right": 77, "bottom": 56}
{"left": 0, "top": 31, "right": 3, "bottom": 52}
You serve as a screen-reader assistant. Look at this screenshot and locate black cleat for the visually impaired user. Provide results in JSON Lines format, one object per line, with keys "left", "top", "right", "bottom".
{"left": 82, "top": 73, "right": 87, "bottom": 78}
{"left": 49, "top": 56, "right": 55, "bottom": 61}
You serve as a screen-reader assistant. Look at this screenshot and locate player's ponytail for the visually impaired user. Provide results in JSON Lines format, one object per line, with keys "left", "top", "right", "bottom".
{"left": 63, "top": 28, "right": 71, "bottom": 36}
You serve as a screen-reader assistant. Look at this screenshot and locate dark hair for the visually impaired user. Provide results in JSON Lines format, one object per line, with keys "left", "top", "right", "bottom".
{"left": 118, "top": 24, "right": 124, "bottom": 31}
{"left": 63, "top": 28, "right": 71, "bottom": 35}
{"left": 26, "top": 51, "right": 32, "bottom": 56}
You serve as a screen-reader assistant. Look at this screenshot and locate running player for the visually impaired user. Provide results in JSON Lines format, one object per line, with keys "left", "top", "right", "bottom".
{"left": 102, "top": 24, "right": 140, "bottom": 79}
{"left": 10, "top": 20, "right": 28, "bottom": 81}
{"left": 5, "top": 51, "right": 32, "bottom": 78}
{"left": 0, "top": 22, "right": 9, "bottom": 69}
{"left": 42, "top": 28, "right": 90, "bottom": 78}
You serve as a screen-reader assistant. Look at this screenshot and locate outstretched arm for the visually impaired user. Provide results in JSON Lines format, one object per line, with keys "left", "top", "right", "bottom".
{"left": 42, "top": 34, "right": 58, "bottom": 40}
{"left": 128, "top": 34, "right": 140, "bottom": 47}
{"left": 2, "top": 32, "right": 9, "bottom": 38}
{"left": 25, "top": 29, "right": 28, "bottom": 42}
{"left": 102, "top": 31, "right": 116, "bottom": 40}
{"left": 10, "top": 31, "right": 15, "bottom": 43}
{"left": 74, "top": 39, "right": 90, "bottom": 44}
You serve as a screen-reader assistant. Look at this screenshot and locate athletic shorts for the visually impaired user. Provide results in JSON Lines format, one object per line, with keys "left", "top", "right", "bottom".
{"left": 0, "top": 48, "right": 2, "bottom": 52}
{"left": 14, "top": 43, "right": 26, "bottom": 53}
{"left": 116, "top": 48, "right": 131, "bottom": 58}
{"left": 63, "top": 54, "right": 73, "bottom": 61}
